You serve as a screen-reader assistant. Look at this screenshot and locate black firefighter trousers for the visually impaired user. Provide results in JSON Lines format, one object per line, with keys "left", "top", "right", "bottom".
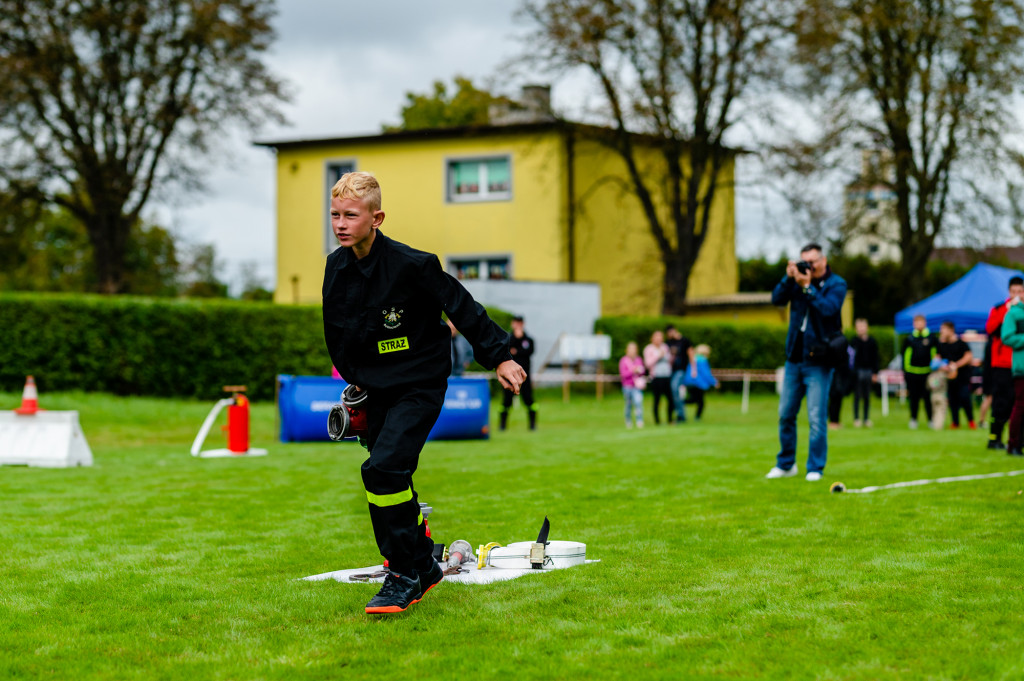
{"left": 362, "top": 379, "right": 446, "bottom": 577}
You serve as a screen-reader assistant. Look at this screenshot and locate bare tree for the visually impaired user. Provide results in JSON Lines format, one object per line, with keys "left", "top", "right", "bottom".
{"left": 0, "top": 0, "right": 288, "bottom": 293}
{"left": 520, "top": 0, "right": 790, "bottom": 312}
{"left": 791, "top": 0, "right": 1024, "bottom": 303}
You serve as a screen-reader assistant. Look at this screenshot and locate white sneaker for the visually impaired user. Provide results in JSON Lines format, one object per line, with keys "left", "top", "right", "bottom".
{"left": 853, "top": 419, "right": 862, "bottom": 428}
{"left": 909, "top": 419, "right": 918, "bottom": 430}
{"left": 766, "top": 465, "right": 798, "bottom": 479}
{"left": 864, "top": 419, "right": 873, "bottom": 428}
{"left": 806, "top": 471, "right": 822, "bottom": 481}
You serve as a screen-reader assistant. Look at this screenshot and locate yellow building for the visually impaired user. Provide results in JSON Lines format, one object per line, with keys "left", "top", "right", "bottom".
{"left": 257, "top": 120, "right": 738, "bottom": 315}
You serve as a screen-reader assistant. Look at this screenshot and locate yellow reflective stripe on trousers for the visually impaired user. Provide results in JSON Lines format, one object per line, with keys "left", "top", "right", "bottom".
{"left": 365, "top": 487, "right": 413, "bottom": 507}
{"left": 417, "top": 513, "right": 424, "bottom": 526}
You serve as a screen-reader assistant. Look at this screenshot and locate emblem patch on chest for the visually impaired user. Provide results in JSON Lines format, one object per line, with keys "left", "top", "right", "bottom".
{"left": 382, "top": 307, "right": 404, "bottom": 330}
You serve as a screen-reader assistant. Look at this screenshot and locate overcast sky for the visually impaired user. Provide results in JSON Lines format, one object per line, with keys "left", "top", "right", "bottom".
{"left": 152, "top": 1, "right": 781, "bottom": 293}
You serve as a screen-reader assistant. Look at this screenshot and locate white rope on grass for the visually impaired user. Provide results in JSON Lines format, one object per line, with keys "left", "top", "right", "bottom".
{"left": 832, "top": 469, "right": 1024, "bottom": 494}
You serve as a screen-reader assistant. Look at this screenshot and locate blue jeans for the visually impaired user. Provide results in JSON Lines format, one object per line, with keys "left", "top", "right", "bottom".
{"left": 670, "top": 370, "right": 687, "bottom": 422}
{"left": 623, "top": 387, "right": 644, "bottom": 424}
{"left": 777, "top": 361, "right": 834, "bottom": 474}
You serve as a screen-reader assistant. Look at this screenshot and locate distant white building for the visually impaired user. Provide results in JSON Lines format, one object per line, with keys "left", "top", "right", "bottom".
{"left": 842, "top": 150, "right": 901, "bottom": 263}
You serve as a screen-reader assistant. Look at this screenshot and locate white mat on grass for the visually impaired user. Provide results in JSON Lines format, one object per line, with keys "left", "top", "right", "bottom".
{"left": 304, "top": 560, "right": 599, "bottom": 585}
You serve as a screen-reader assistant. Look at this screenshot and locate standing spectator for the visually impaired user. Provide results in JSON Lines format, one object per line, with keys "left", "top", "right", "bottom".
{"left": 666, "top": 325, "right": 694, "bottom": 423}
{"left": 901, "top": 315, "right": 936, "bottom": 429}
{"left": 977, "top": 338, "right": 993, "bottom": 429}
{"left": 500, "top": 315, "right": 537, "bottom": 430}
{"left": 682, "top": 344, "right": 720, "bottom": 420}
{"left": 983, "top": 276, "right": 1024, "bottom": 448}
{"left": 1000, "top": 298, "right": 1024, "bottom": 456}
{"left": 850, "top": 318, "right": 880, "bottom": 427}
{"left": 766, "top": 243, "right": 848, "bottom": 482}
{"left": 928, "top": 357, "right": 951, "bottom": 430}
{"left": 619, "top": 341, "right": 646, "bottom": 428}
{"left": 827, "top": 345, "right": 855, "bottom": 430}
{"left": 936, "top": 321, "right": 975, "bottom": 430}
{"left": 643, "top": 330, "right": 674, "bottom": 425}
{"left": 447, "top": 319, "right": 474, "bottom": 377}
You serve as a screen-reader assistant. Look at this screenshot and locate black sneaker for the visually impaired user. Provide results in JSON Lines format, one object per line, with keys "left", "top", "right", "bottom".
{"left": 413, "top": 560, "right": 444, "bottom": 604}
{"left": 1008, "top": 448, "right": 1024, "bottom": 457}
{"left": 988, "top": 440, "right": 1007, "bottom": 451}
{"left": 365, "top": 572, "right": 421, "bottom": 614}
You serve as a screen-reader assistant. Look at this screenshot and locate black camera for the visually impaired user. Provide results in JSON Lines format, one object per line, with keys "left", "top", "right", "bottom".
{"left": 795, "top": 260, "right": 814, "bottom": 275}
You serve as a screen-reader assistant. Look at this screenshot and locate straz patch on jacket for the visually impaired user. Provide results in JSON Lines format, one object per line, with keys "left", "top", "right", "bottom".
{"left": 378, "top": 337, "right": 409, "bottom": 354}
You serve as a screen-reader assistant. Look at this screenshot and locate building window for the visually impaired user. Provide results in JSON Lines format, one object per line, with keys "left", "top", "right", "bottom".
{"left": 449, "top": 256, "right": 511, "bottom": 280}
{"left": 447, "top": 156, "right": 511, "bottom": 202}
{"left": 325, "top": 160, "right": 356, "bottom": 254}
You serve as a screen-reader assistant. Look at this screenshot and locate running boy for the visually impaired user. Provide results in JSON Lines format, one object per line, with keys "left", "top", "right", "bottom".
{"left": 322, "top": 172, "right": 526, "bottom": 614}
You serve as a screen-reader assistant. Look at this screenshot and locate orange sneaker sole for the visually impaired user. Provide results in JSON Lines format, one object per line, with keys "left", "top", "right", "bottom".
{"left": 365, "top": 604, "right": 409, "bottom": 614}
{"left": 410, "top": 577, "right": 443, "bottom": 605}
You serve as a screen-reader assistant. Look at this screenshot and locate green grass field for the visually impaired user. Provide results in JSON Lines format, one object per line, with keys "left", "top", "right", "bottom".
{"left": 1, "top": 387, "right": 1022, "bottom": 680}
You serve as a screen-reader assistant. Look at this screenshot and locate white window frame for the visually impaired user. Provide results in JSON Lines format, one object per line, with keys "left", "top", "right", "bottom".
{"left": 324, "top": 159, "right": 357, "bottom": 254}
{"left": 445, "top": 155, "right": 513, "bottom": 203}
{"left": 447, "top": 254, "right": 514, "bottom": 281}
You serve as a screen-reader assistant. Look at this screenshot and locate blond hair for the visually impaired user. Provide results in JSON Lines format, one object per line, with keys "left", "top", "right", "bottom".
{"left": 331, "top": 171, "right": 381, "bottom": 212}
{"left": 695, "top": 344, "right": 711, "bottom": 357}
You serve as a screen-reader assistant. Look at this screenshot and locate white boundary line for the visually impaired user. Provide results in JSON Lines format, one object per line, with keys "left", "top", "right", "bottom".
{"left": 839, "top": 469, "right": 1024, "bottom": 494}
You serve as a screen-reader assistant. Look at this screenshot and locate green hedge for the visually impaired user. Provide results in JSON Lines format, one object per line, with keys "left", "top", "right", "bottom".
{"left": 594, "top": 316, "right": 897, "bottom": 370}
{"left": 0, "top": 294, "right": 325, "bottom": 401}
{"left": 0, "top": 293, "right": 516, "bottom": 401}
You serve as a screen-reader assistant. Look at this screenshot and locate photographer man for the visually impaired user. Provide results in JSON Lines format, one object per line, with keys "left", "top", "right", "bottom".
{"left": 767, "top": 243, "right": 848, "bottom": 482}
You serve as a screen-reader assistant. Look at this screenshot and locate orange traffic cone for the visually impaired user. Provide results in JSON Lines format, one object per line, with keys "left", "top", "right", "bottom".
{"left": 14, "top": 375, "right": 39, "bottom": 415}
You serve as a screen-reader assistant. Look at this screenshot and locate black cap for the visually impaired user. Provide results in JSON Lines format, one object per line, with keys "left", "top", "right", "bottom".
{"left": 512, "top": 315, "right": 524, "bottom": 322}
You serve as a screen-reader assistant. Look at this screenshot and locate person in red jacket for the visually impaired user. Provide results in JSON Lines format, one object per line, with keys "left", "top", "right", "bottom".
{"left": 984, "top": 276, "right": 1024, "bottom": 449}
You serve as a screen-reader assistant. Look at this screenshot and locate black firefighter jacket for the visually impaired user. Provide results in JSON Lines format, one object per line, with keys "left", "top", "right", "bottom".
{"left": 322, "top": 231, "right": 512, "bottom": 390}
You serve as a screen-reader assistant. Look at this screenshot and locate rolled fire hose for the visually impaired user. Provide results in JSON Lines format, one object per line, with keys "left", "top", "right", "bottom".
{"left": 476, "top": 517, "right": 586, "bottom": 570}
{"left": 477, "top": 541, "right": 587, "bottom": 569}
{"left": 327, "top": 385, "right": 369, "bottom": 441}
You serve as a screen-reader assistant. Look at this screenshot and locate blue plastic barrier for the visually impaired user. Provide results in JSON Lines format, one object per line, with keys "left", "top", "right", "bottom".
{"left": 277, "top": 375, "right": 346, "bottom": 442}
{"left": 428, "top": 377, "right": 491, "bottom": 441}
{"left": 277, "top": 375, "right": 490, "bottom": 442}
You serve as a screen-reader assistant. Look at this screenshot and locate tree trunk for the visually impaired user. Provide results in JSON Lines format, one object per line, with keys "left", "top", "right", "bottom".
{"left": 85, "top": 210, "right": 131, "bottom": 294}
{"left": 662, "top": 255, "right": 689, "bottom": 315}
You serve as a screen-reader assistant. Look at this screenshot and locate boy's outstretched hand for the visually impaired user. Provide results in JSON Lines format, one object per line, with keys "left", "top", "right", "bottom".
{"left": 496, "top": 360, "right": 527, "bottom": 394}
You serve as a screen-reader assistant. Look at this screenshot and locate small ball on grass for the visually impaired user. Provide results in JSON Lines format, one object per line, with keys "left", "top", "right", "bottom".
{"left": 830, "top": 481, "right": 846, "bottom": 494}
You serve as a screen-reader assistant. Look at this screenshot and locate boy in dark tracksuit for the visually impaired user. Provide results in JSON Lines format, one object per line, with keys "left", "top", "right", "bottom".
{"left": 902, "top": 315, "right": 936, "bottom": 429}
{"left": 323, "top": 172, "right": 526, "bottom": 614}
{"left": 500, "top": 315, "right": 536, "bottom": 430}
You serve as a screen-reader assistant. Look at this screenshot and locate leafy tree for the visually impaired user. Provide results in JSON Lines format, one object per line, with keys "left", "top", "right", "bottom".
{"left": 0, "top": 0, "right": 288, "bottom": 294}
{"left": 237, "top": 260, "right": 273, "bottom": 301}
{"left": 0, "top": 200, "right": 93, "bottom": 291}
{"left": 122, "top": 222, "right": 183, "bottom": 297}
{"left": 1, "top": 195, "right": 189, "bottom": 296}
{"left": 181, "top": 244, "right": 229, "bottom": 298}
{"left": 385, "top": 76, "right": 506, "bottom": 132}
{"left": 521, "top": 0, "right": 791, "bottom": 313}
{"left": 789, "top": 0, "right": 1024, "bottom": 305}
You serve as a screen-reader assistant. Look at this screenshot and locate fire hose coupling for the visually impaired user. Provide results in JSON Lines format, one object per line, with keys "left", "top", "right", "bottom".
{"left": 327, "top": 384, "right": 370, "bottom": 441}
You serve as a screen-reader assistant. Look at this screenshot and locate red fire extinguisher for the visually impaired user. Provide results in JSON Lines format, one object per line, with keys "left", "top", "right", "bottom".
{"left": 223, "top": 386, "right": 250, "bottom": 454}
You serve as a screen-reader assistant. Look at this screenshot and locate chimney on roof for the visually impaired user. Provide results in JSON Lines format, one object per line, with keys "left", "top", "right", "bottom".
{"left": 520, "top": 85, "right": 552, "bottom": 117}
{"left": 489, "top": 84, "right": 555, "bottom": 125}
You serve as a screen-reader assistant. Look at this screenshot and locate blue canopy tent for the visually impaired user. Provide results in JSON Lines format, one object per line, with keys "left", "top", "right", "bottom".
{"left": 893, "top": 262, "right": 1023, "bottom": 334}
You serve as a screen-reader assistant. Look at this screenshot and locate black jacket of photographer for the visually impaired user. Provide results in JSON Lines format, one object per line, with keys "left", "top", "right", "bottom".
{"left": 771, "top": 266, "right": 848, "bottom": 365}
{"left": 323, "top": 231, "right": 512, "bottom": 390}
